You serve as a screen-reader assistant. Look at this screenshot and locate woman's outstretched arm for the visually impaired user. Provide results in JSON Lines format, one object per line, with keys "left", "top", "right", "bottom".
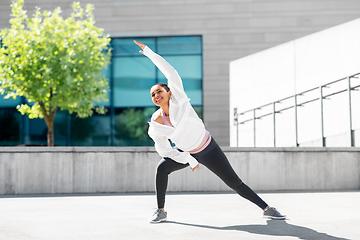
{"left": 134, "top": 40, "right": 187, "bottom": 99}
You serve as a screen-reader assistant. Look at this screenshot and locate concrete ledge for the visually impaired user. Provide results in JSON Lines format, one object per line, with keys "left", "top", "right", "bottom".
{"left": 2, "top": 146, "right": 360, "bottom": 152}
{"left": 0, "top": 147, "right": 359, "bottom": 195}
{"left": 0, "top": 146, "right": 157, "bottom": 152}
{"left": 223, "top": 147, "right": 360, "bottom": 152}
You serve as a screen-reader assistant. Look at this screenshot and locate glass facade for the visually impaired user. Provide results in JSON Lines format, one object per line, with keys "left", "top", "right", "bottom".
{"left": 0, "top": 36, "right": 203, "bottom": 146}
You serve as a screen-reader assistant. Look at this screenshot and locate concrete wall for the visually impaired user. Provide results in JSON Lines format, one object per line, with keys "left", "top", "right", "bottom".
{"left": 0, "top": 147, "right": 359, "bottom": 195}
{"left": 2, "top": 1, "right": 360, "bottom": 146}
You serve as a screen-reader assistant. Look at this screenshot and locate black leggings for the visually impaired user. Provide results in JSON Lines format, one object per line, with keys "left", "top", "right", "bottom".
{"left": 155, "top": 137, "right": 268, "bottom": 210}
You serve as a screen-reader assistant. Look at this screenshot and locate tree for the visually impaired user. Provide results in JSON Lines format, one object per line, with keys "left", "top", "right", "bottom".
{"left": 0, "top": 0, "right": 111, "bottom": 146}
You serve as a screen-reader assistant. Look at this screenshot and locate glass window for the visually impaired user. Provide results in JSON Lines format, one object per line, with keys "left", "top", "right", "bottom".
{"left": 157, "top": 36, "right": 202, "bottom": 55}
{"left": 109, "top": 36, "right": 203, "bottom": 146}
{"left": 78, "top": 112, "right": 111, "bottom": 146}
{"left": 156, "top": 55, "right": 202, "bottom": 105}
{"left": 0, "top": 35, "right": 203, "bottom": 146}
{"left": 29, "top": 118, "right": 48, "bottom": 145}
{"left": 53, "top": 110, "right": 68, "bottom": 146}
{"left": 0, "top": 95, "right": 22, "bottom": 107}
{"left": 112, "top": 38, "right": 156, "bottom": 57}
{"left": 0, "top": 108, "right": 21, "bottom": 145}
{"left": 111, "top": 36, "right": 203, "bottom": 112}
{"left": 113, "top": 57, "right": 156, "bottom": 107}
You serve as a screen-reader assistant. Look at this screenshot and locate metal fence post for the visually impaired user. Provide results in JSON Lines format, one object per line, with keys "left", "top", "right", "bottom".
{"left": 294, "top": 95, "right": 299, "bottom": 147}
{"left": 253, "top": 109, "right": 256, "bottom": 147}
{"left": 273, "top": 102, "right": 276, "bottom": 147}
{"left": 234, "top": 108, "right": 238, "bottom": 147}
{"left": 347, "top": 77, "right": 354, "bottom": 146}
{"left": 319, "top": 86, "right": 325, "bottom": 147}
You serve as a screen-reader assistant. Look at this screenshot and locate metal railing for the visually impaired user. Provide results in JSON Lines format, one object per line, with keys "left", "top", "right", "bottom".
{"left": 233, "top": 72, "right": 360, "bottom": 147}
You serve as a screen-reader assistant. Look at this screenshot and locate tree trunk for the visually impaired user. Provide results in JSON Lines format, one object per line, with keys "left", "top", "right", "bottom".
{"left": 39, "top": 101, "right": 57, "bottom": 146}
{"left": 47, "top": 121, "right": 55, "bottom": 146}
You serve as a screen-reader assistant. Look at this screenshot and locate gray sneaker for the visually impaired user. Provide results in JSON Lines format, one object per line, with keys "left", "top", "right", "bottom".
{"left": 263, "top": 207, "right": 286, "bottom": 220}
{"left": 149, "top": 209, "right": 167, "bottom": 223}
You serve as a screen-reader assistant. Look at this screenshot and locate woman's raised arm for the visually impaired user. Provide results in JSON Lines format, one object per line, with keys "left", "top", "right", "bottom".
{"left": 134, "top": 40, "right": 187, "bottom": 100}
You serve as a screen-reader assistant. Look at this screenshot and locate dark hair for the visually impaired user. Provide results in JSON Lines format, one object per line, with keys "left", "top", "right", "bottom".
{"left": 152, "top": 83, "right": 170, "bottom": 92}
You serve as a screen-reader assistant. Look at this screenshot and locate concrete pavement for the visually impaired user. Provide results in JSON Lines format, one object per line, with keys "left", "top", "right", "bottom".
{"left": 0, "top": 191, "right": 359, "bottom": 240}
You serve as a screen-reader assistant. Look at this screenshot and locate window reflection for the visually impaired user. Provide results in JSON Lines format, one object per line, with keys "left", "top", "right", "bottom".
{"left": 112, "top": 57, "right": 156, "bottom": 107}
{"left": 114, "top": 107, "right": 155, "bottom": 146}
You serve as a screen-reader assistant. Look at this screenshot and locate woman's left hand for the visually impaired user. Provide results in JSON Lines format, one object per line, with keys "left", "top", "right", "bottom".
{"left": 191, "top": 164, "right": 199, "bottom": 171}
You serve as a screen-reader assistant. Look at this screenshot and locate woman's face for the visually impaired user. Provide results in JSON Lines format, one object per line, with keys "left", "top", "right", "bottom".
{"left": 150, "top": 85, "right": 172, "bottom": 107}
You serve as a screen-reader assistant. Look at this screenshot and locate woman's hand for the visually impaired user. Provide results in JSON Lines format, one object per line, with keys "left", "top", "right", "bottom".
{"left": 191, "top": 164, "right": 199, "bottom": 172}
{"left": 134, "top": 40, "right": 146, "bottom": 55}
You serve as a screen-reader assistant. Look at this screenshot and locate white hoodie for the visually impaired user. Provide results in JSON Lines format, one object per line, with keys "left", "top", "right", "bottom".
{"left": 145, "top": 46, "right": 205, "bottom": 168}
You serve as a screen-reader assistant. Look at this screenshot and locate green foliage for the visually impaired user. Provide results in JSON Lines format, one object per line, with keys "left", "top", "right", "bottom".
{"left": 115, "top": 108, "right": 151, "bottom": 145}
{"left": 0, "top": 0, "right": 111, "bottom": 145}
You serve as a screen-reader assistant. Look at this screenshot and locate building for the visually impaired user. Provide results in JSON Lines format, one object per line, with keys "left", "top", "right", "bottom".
{"left": 1, "top": 0, "right": 360, "bottom": 146}
{"left": 230, "top": 18, "right": 360, "bottom": 147}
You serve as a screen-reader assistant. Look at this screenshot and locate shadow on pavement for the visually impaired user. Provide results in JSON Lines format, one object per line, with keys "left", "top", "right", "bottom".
{"left": 166, "top": 219, "right": 349, "bottom": 240}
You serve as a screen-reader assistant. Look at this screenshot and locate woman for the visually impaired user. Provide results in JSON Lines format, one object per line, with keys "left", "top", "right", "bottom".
{"left": 134, "top": 40, "right": 286, "bottom": 223}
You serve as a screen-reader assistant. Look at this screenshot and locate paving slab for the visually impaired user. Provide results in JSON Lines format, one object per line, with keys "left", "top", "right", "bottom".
{"left": 0, "top": 191, "right": 359, "bottom": 240}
